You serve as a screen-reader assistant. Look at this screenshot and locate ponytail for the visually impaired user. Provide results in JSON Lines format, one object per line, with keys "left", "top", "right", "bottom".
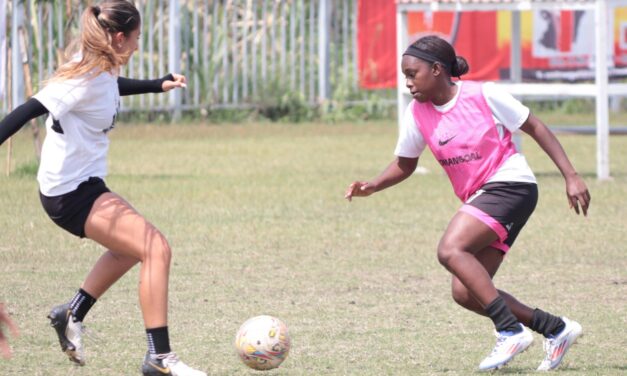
{"left": 50, "top": 1, "right": 140, "bottom": 81}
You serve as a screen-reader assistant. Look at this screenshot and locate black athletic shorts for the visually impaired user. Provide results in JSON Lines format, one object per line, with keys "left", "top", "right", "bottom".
{"left": 39, "top": 177, "right": 110, "bottom": 238}
{"left": 460, "top": 181, "right": 538, "bottom": 253}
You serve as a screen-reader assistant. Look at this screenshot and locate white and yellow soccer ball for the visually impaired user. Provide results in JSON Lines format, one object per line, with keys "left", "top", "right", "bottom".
{"left": 234, "top": 315, "right": 291, "bottom": 370}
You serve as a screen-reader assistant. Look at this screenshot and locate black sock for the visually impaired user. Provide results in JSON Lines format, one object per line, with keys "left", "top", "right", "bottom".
{"left": 530, "top": 308, "right": 565, "bottom": 338}
{"left": 69, "top": 288, "right": 97, "bottom": 322}
{"left": 485, "top": 296, "right": 521, "bottom": 333}
{"left": 146, "top": 326, "right": 171, "bottom": 356}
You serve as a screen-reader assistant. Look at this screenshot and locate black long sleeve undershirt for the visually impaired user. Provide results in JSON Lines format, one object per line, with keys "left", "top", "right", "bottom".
{"left": 0, "top": 74, "right": 175, "bottom": 146}
{"left": 117, "top": 73, "right": 174, "bottom": 96}
{"left": 0, "top": 98, "right": 48, "bottom": 146}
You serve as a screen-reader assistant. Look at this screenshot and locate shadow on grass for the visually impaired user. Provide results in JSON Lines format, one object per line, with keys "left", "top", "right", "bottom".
{"left": 550, "top": 365, "right": 627, "bottom": 373}
{"left": 111, "top": 173, "right": 198, "bottom": 180}
{"left": 480, "top": 364, "right": 627, "bottom": 374}
{"left": 533, "top": 171, "right": 627, "bottom": 179}
{"left": 490, "top": 367, "right": 531, "bottom": 374}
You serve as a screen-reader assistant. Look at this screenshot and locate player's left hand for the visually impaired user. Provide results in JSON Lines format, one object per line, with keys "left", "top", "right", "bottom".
{"left": 162, "top": 73, "right": 187, "bottom": 91}
{"left": 565, "top": 173, "right": 590, "bottom": 216}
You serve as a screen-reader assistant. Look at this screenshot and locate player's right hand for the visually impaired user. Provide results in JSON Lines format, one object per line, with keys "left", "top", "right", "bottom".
{"left": 565, "top": 173, "right": 590, "bottom": 216}
{"left": 344, "top": 181, "right": 376, "bottom": 201}
{"left": 162, "top": 73, "right": 187, "bottom": 91}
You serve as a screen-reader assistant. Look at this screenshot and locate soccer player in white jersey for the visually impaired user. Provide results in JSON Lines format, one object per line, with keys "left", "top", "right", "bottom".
{"left": 0, "top": 1, "right": 204, "bottom": 375}
{"left": 345, "top": 35, "right": 589, "bottom": 372}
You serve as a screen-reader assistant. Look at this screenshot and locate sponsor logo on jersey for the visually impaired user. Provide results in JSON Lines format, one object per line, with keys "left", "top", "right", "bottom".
{"left": 438, "top": 152, "right": 482, "bottom": 167}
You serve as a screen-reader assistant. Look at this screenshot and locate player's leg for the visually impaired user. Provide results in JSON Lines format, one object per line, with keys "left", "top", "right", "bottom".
{"left": 450, "top": 246, "right": 534, "bottom": 326}
{"left": 449, "top": 248, "right": 582, "bottom": 371}
{"left": 437, "top": 212, "right": 533, "bottom": 370}
{"left": 84, "top": 192, "right": 206, "bottom": 376}
{"left": 536, "top": 316, "right": 582, "bottom": 371}
{"left": 437, "top": 211, "right": 504, "bottom": 309}
{"left": 48, "top": 251, "right": 138, "bottom": 366}
{"left": 81, "top": 250, "right": 139, "bottom": 298}
{"left": 85, "top": 192, "right": 169, "bottom": 329}
{"left": 42, "top": 179, "right": 126, "bottom": 366}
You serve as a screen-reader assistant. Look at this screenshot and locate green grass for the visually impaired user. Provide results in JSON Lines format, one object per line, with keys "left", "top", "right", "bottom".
{"left": 0, "top": 121, "right": 626, "bottom": 375}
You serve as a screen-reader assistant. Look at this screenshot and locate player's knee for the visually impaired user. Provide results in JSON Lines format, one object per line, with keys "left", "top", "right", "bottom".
{"left": 437, "top": 242, "right": 456, "bottom": 267}
{"left": 146, "top": 231, "right": 172, "bottom": 265}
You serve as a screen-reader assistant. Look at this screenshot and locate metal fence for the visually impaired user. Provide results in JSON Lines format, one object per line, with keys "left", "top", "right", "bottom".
{"left": 1, "top": 0, "right": 362, "bottom": 116}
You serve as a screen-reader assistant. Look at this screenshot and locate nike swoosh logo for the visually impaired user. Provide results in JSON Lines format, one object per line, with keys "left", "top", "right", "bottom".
{"left": 438, "top": 135, "right": 456, "bottom": 146}
{"left": 147, "top": 361, "right": 171, "bottom": 374}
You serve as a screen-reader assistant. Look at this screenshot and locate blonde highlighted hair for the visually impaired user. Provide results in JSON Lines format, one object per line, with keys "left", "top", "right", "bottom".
{"left": 52, "top": 0, "right": 140, "bottom": 81}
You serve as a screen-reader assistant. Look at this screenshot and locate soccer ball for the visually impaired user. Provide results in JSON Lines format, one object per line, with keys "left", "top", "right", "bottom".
{"left": 234, "top": 315, "right": 291, "bottom": 370}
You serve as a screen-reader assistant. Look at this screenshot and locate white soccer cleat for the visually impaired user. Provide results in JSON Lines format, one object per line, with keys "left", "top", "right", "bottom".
{"left": 479, "top": 324, "right": 533, "bottom": 371}
{"left": 537, "top": 317, "right": 582, "bottom": 371}
{"left": 142, "top": 352, "right": 207, "bottom": 376}
{"left": 48, "top": 303, "right": 85, "bottom": 366}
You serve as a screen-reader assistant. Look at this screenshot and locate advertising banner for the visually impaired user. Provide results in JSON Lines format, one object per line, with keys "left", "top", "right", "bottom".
{"left": 357, "top": 0, "right": 627, "bottom": 88}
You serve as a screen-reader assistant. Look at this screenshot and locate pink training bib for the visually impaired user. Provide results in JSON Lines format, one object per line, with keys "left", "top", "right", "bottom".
{"left": 412, "top": 81, "right": 516, "bottom": 201}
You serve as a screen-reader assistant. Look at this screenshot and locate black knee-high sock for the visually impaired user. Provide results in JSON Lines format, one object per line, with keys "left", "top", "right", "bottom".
{"left": 530, "top": 308, "right": 565, "bottom": 338}
{"left": 69, "top": 288, "right": 97, "bottom": 322}
{"left": 485, "top": 296, "right": 521, "bottom": 333}
{"left": 146, "top": 326, "right": 171, "bottom": 356}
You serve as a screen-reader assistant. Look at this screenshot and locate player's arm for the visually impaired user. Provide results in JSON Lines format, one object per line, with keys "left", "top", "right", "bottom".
{"left": 345, "top": 156, "right": 418, "bottom": 201}
{"left": 117, "top": 73, "right": 186, "bottom": 96}
{"left": 0, "top": 98, "right": 48, "bottom": 146}
{"left": 520, "top": 113, "right": 590, "bottom": 216}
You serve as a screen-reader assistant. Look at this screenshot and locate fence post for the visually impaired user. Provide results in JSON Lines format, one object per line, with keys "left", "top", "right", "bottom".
{"left": 0, "top": 0, "right": 6, "bottom": 111}
{"left": 318, "top": 0, "right": 330, "bottom": 103}
{"left": 595, "top": 0, "right": 610, "bottom": 180}
{"left": 168, "top": 0, "right": 182, "bottom": 120}
{"left": 395, "top": 6, "right": 408, "bottom": 128}
{"left": 308, "top": 0, "right": 315, "bottom": 102}
{"left": 11, "top": 0, "right": 24, "bottom": 110}
{"left": 511, "top": 10, "right": 523, "bottom": 152}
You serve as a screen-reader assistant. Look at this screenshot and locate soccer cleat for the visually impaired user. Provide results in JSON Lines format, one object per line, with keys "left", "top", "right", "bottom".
{"left": 537, "top": 317, "right": 582, "bottom": 371}
{"left": 479, "top": 324, "right": 533, "bottom": 371}
{"left": 47, "top": 303, "right": 85, "bottom": 366}
{"left": 141, "top": 352, "right": 207, "bottom": 376}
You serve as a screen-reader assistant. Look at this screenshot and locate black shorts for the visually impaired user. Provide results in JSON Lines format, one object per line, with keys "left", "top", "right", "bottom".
{"left": 39, "top": 177, "right": 110, "bottom": 238}
{"left": 460, "top": 182, "right": 538, "bottom": 252}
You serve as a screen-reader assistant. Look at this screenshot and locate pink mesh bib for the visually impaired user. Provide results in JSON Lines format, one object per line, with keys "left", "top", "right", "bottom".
{"left": 412, "top": 81, "right": 516, "bottom": 201}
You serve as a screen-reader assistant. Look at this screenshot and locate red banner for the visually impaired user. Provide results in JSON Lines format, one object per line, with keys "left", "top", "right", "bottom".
{"left": 357, "top": 0, "right": 627, "bottom": 89}
{"left": 406, "top": 11, "right": 501, "bottom": 81}
{"left": 357, "top": 0, "right": 397, "bottom": 89}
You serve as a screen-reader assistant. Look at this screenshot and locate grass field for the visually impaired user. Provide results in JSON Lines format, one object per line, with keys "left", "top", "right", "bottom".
{"left": 0, "top": 121, "right": 625, "bottom": 375}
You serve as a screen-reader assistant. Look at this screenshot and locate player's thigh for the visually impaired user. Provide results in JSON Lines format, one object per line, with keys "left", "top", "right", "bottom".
{"left": 439, "top": 211, "right": 499, "bottom": 254}
{"left": 84, "top": 192, "right": 168, "bottom": 261}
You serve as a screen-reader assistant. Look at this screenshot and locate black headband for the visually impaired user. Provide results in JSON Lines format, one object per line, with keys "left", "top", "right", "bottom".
{"left": 403, "top": 44, "right": 449, "bottom": 69}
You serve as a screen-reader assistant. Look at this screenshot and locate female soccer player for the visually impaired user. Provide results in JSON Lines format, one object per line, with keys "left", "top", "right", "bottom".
{"left": 0, "top": 1, "right": 204, "bottom": 375}
{"left": 345, "top": 35, "right": 589, "bottom": 371}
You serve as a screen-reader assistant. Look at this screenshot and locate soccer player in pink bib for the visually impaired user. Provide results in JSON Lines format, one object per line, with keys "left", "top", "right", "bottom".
{"left": 345, "top": 35, "right": 589, "bottom": 371}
